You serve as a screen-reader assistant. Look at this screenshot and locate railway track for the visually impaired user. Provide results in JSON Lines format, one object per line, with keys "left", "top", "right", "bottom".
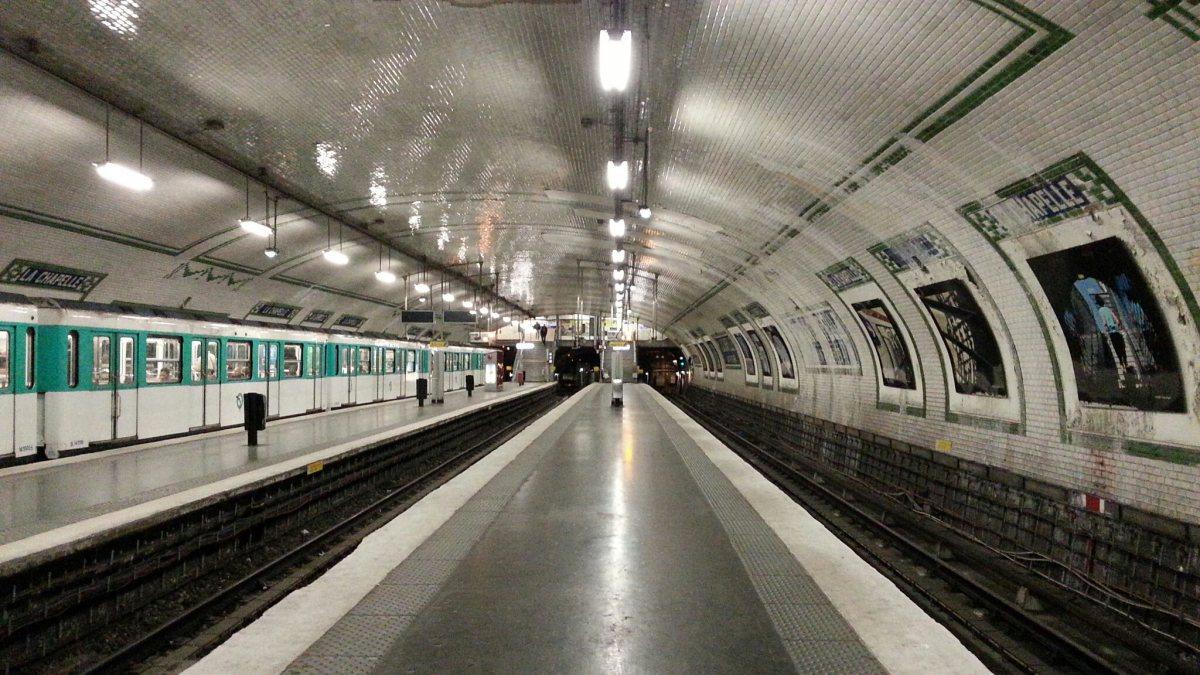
{"left": 668, "top": 390, "right": 1197, "bottom": 675}
{"left": 0, "top": 387, "right": 563, "bottom": 673}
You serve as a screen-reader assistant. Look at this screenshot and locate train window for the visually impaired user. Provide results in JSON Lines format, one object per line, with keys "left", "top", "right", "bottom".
{"left": 406, "top": 350, "right": 416, "bottom": 373}
{"left": 257, "top": 344, "right": 267, "bottom": 379}
{"left": 339, "top": 346, "right": 352, "bottom": 375}
{"left": 268, "top": 343, "right": 279, "bottom": 378}
{"left": 145, "top": 336, "right": 182, "bottom": 384}
{"left": 0, "top": 330, "right": 9, "bottom": 389}
{"left": 310, "top": 345, "right": 322, "bottom": 377}
{"left": 190, "top": 339, "right": 202, "bottom": 382}
{"left": 67, "top": 331, "right": 79, "bottom": 388}
{"left": 283, "top": 344, "right": 302, "bottom": 378}
{"left": 118, "top": 336, "right": 135, "bottom": 385}
{"left": 384, "top": 349, "right": 396, "bottom": 374}
{"left": 226, "top": 341, "right": 251, "bottom": 380}
{"left": 92, "top": 336, "right": 111, "bottom": 386}
{"left": 24, "top": 327, "right": 35, "bottom": 389}
{"left": 206, "top": 341, "right": 219, "bottom": 379}
{"left": 358, "top": 346, "right": 372, "bottom": 374}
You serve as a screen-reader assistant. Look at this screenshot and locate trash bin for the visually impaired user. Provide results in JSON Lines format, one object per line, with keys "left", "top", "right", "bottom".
{"left": 243, "top": 392, "right": 266, "bottom": 445}
{"left": 416, "top": 377, "right": 428, "bottom": 407}
{"left": 465, "top": 374, "right": 475, "bottom": 397}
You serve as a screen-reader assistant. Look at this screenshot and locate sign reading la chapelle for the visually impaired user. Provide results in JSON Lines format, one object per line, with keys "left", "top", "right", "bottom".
{"left": 0, "top": 259, "right": 107, "bottom": 295}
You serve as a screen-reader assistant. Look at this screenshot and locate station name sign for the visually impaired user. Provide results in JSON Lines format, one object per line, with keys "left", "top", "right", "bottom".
{"left": 301, "top": 309, "right": 332, "bottom": 324}
{"left": 249, "top": 301, "right": 300, "bottom": 320}
{"left": 335, "top": 314, "right": 366, "bottom": 329}
{"left": 958, "top": 154, "right": 1117, "bottom": 243}
{"left": 0, "top": 259, "right": 106, "bottom": 295}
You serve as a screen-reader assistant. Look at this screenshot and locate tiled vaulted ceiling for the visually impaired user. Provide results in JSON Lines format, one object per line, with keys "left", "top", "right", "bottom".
{"left": 0, "top": 0, "right": 1066, "bottom": 323}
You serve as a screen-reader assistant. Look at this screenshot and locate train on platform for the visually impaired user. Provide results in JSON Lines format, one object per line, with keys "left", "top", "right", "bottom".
{"left": 553, "top": 345, "right": 601, "bottom": 392}
{"left": 0, "top": 294, "right": 491, "bottom": 462}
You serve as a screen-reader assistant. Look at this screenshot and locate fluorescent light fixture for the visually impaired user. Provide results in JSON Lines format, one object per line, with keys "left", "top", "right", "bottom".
{"left": 606, "top": 160, "right": 629, "bottom": 191}
{"left": 374, "top": 269, "right": 397, "bottom": 284}
{"left": 239, "top": 218, "right": 272, "bottom": 237}
{"left": 322, "top": 249, "right": 349, "bottom": 265}
{"left": 638, "top": 205, "right": 651, "bottom": 219}
{"left": 462, "top": 299, "right": 473, "bottom": 308}
{"left": 442, "top": 292, "right": 455, "bottom": 302}
{"left": 264, "top": 247, "right": 278, "bottom": 259}
{"left": 94, "top": 161, "right": 153, "bottom": 191}
{"left": 516, "top": 341, "right": 534, "bottom": 350}
{"left": 611, "top": 249, "right": 625, "bottom": 263}
{"left": 504, "top": 316, "right": 513, "bottom": 323}
{"left": 608, "top": 218, "right": 626, "bottom": 238}
{"left": 414, "top": 281, "right": 431, "bottom": 293}
{"left": 615, "top": 282, "right": 625, "bottom": 292}
{"left": 612, "top": 268, "right": 624, "bottom": 281}
{"left": 598, "top": 29, "right": 633, "bottom": 92}
{"left": 469, "top": 309, "right": 477, "bottom": 315}
{"left": 418, "top": 297, "right": 426, "bottom": 303}
{"left": 611, "top": 343, "right": 631, "bottom": 351}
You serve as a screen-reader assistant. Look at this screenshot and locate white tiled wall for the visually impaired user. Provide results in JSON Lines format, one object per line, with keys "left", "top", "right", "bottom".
{"left": 677, "top": 2, "right": 1200, "bottom": 524}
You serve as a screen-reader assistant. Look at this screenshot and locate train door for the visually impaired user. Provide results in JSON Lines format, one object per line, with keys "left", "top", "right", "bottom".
{"left": 267, "top": 341, "right": 281, "bottom": 418}
{"left": 191, "top": 338, "right": 221, "bottom": 428}
{"left": 340, "top": 345, "right": 355, "bottom": 406}
{"left": 93, "top": 333, "right": 137, "bottom": 440}
{"left": 0, "top": 327, "right": 12, "bottom": 456}
{"left": 308, "top": 344, "right": 323, "bottom": 412}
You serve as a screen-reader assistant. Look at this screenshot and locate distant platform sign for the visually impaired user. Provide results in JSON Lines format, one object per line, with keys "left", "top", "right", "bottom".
{"left": 334, "top": 314, "right": 366, "bottom": 328}
{"left": 0, "top": 258, "right": 106, "bottom": 295}
{"left": 443, "top": 309, "right": 475, "bottom": 323}
{"left": 249, "top": 301, "right": 300, "bottom": 320}
{"left": 302, "top": 309, "right": 332, "bottom": 324}
{"left": 402, "top": 310, "right": 435, "bottom": 324}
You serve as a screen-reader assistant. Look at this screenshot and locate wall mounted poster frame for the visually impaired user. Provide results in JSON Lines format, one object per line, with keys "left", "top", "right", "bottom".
{"left": 868, "top": 223, "right": 1024, "bottom": 432}
{"left": 958, "top": 152, "right": 1200, "bottom": 461}
{"left": 818, "top": 257, "right": 925, "bottom": 416}
{"left": 726, "top": 311, "right": 760, "bottom": 387}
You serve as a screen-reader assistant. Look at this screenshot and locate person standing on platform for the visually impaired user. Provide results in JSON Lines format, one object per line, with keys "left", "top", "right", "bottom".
{"left": 540, "top": 323, "right": 548, "bottom": 344}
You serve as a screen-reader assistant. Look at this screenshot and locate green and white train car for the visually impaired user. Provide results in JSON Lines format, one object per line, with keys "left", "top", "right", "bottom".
{"left": 0, "top": 295, "right": 488, "bottom": 463}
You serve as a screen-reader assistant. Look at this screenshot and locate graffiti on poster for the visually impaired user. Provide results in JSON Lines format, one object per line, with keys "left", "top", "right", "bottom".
{"left": 1027, "top": 237, "right": 1184, "bottom": 412}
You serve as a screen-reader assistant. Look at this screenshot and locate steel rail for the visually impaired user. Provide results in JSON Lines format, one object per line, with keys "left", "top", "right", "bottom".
{"left": 81, "top": 388, "right": 559, "bottom": 674}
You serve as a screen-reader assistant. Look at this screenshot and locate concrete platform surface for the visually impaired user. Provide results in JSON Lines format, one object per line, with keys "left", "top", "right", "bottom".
{"left": 195, "top": 384, "right": 986, "bottom": 674}
{"left": 0, "top": 383, "right": 552, "bottom": 569}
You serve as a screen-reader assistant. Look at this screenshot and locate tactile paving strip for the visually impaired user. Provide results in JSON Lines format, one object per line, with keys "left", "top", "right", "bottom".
{"left": 644, "top": 389, "right": 886, "bottom": 674}
{"left": 286, "top": 391, "right": 586, "bottom": 673}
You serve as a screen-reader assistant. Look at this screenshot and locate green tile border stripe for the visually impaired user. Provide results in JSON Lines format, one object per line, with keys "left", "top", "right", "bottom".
{"left": 673, "top": 0, "right": 1073, "bottom": 328}
{"left": 0, "top": 202, "right": 180, "bottom": 256}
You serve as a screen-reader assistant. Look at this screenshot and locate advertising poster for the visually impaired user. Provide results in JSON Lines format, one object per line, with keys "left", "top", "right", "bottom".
{"left": 764, "top": 325, "right": 796, "bottom": 379}
{"left": 746, "top": 329, "right": 773, "bottom": 377}
{"left": 852, "top": 299, "right": 916, "bottom": 390}
{"left": 1027, "top": 237, "right": 1184, "bottom": 412}
{"left": 915, "top": 279, "right": 1007, "bottom": 397}
{"left": 716, "top": 334, "right": 741, "bottom": 368}
{"left": 733, "top": 332, "right": 756, "bottom": 376}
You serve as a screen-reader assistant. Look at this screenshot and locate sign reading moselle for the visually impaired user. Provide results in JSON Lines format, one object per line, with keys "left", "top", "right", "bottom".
{"left": 0, "top": 259, "right": 106, "bottom": 295}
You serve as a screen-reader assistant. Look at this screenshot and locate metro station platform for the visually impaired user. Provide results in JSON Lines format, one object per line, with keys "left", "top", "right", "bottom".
{"left": 193, "top": 384, "right": 986, "bottom": 674}
{"left": 0, "top": 384, "right": 552, "bottom": 570}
